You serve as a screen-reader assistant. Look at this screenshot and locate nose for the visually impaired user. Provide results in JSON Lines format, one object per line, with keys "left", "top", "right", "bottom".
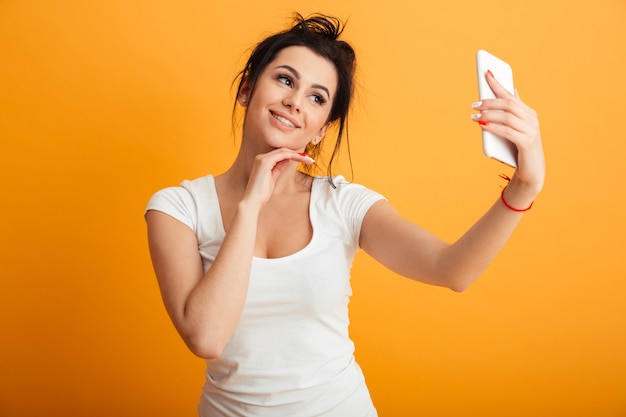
{"left": 282, "top": 91, "right": 302, "bottom": 113}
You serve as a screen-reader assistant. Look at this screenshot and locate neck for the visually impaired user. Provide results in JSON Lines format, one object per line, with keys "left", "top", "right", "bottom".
{"left": 220, "top": 144, "right": 309, "bottom": 194}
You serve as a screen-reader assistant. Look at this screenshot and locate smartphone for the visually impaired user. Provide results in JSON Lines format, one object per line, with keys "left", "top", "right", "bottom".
{"left": 476, "top": 49, "right": 518, "bottom": 168}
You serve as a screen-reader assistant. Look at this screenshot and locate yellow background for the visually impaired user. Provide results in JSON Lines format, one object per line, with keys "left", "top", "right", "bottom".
{"left": 1, "top": 0, "right": 625, "bottom": 416}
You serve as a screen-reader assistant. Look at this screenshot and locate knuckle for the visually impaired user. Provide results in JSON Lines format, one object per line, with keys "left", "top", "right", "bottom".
{"left": 503, "top": 112, "right": 515, "bottom": 125}
{"left": 503, "top": 126, "right": 517, "bottom": 139}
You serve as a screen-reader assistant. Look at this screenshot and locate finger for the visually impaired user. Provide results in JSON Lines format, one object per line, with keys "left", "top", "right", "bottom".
{"left": 473, "top": 95, "right": 531, "bottom": 120}
{"left": 265, "top": 150, "right": 314, "bottom": 182}
{"left": 478, "top": 110, "right": 527, "bottom": 136}
{"left": 256, "top": 148, "right": 316, "bottom": 172}
{"left": 270, "top": 159, "right": 291, "bottom": 181}
{"left": 296, "top": 152, "right": 316, "bottom": 165}
{"left": 485, "top": 69, "right": 515, "bottom": 98}
{"left": 477, "top": 113, "right": 541, "bottom": 154}
{"left": 477, "top": 118, "right": 526, "bottom": 146}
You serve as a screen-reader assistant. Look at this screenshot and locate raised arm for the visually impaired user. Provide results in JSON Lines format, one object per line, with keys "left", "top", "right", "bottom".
{"left": 360, "top": 71, "right": 545, "bottom": 292}
{"left": 146, "top": 149, "right": 314, "bottom": 359}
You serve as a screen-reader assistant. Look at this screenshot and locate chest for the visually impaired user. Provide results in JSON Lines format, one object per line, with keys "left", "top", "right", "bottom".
{"left": 244, "top": 246, "right": 353, "bottom": 318}
{"left": 220, "top": 192, "right": 313, "bottom": 259}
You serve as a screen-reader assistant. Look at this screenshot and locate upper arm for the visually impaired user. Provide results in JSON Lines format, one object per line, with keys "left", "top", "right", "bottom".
{"left": 359, "top": 200, "right": 450, "bottom": 287}
{"left": 146, "top": 209, "right": 204, "bottom": 327}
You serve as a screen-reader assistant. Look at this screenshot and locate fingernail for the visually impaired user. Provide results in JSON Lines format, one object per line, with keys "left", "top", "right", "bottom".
{"left": 471, "top": 101, "right": 482, "bottom": 109}
{"left": 299, "top": 152, "right": 315, "bottom": 163}
{"left": 470, "top": 114, "right": 481, "bottom": 121}
{"left": 478, "top": 120, "right": 488, "bottom": 126}
{"left": 486, "top": 69, "right": 494, "bottom": 78}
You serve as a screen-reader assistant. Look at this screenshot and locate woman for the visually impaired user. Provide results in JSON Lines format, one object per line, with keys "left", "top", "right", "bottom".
{"left": 145, "top": 13, "right": 545, "bottom": 417}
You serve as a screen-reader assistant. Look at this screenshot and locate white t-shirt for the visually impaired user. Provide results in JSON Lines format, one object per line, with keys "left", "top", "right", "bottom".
{"left": 146, "top": 174, "right": 385, "bottom": 417}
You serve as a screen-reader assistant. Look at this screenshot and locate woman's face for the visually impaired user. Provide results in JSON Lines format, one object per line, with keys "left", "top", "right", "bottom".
{"left": 239, "top": 46, "right": 338, "bottom": 152}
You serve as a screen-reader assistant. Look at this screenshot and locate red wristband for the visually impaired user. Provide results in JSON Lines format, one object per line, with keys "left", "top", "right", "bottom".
{"left": 500, "top": 186, "right": 533, "bottom": 212}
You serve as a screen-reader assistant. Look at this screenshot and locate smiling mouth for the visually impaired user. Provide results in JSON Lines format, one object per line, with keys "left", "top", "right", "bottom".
{"left": 270, "top": 111, "right": 299, "bottom": 128}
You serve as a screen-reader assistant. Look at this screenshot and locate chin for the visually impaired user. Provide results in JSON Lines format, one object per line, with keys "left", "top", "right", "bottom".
{"left": 265, "top": 138, "right": 304, "bottom": 152}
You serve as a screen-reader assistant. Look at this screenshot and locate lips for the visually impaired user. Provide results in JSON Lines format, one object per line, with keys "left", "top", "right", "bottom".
{"left": 270, "top": 111, "right": 300, "bottom": 128}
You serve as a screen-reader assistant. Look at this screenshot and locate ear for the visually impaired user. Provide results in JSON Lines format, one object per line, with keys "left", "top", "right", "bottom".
{"left": 312, "top": 123, "right": 330, "bottom": 145}
{"left": 237, "top": 79, "right": 250, "bottom": 106}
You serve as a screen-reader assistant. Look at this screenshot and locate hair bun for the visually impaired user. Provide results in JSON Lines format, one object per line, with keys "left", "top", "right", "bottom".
{"left": 290, "top": 13, "right": 345, "bottom": 41}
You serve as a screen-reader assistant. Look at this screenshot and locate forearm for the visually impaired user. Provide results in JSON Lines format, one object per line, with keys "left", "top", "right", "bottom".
{"left": 181, "top": 200, "right": 260, "bottom": 358}
{"left": 437, "top": 177, "right": 539, "bottom": 291}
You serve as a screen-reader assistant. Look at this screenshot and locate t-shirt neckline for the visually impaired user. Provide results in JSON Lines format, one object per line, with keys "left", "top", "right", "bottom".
{"left": 207, "top": 174, "right": 319, "bottom": 262}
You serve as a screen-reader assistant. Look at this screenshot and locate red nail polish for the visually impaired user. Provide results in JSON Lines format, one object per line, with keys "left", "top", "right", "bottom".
{"left": 487, "top": 69, "right": 494, "bottom": 78}
{"left": 298, "top": 152, "right": 315, "bottom": 163}
{"left": 478, "top": 120, "right": 488, "bottom": 126}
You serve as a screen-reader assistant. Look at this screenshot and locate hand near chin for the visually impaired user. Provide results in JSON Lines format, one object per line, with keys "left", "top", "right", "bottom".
{"left": 242, "top": 148, "right": 315, "bottom": 207}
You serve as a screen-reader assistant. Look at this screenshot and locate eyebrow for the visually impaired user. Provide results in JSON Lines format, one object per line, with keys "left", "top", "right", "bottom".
{"left": 275, "top": 64, "right": 331, "bottom": 99}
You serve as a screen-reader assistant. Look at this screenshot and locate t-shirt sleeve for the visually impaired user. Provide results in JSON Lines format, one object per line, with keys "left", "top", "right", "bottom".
{"left": 145, "top": 181, "right": 198, "bottom": 232}
{"left": 337, "top": 181, "right": 386, "bottom": 248}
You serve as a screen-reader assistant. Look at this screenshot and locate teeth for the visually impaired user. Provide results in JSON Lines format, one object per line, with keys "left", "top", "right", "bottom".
{"left": 272, "top": 112, "right": 296, "bottom": 128}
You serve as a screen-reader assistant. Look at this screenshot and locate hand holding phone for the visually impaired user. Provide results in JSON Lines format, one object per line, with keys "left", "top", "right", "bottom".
{"left": 476, "top": 50, "right": 518, "bottom": 168}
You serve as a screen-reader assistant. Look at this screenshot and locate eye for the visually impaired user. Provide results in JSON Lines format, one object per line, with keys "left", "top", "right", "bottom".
{"left": 310, "top": 94, "right": 327, "bottom": 105}
{"left": 278, "top": 74, "right": 293, "bottom": 87}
